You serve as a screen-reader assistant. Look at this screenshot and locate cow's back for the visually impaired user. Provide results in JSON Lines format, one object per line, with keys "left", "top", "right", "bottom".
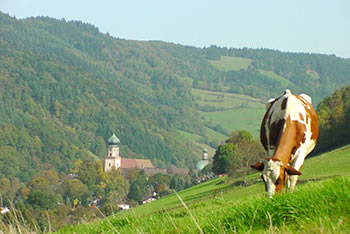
{"left": 260, "top": 90, "right": 318, "bottom": 158}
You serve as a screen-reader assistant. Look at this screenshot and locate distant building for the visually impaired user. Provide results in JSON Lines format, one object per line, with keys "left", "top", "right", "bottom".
{"left": 166, "top": 165, "right": 189, "bottom": 176}
{"left": 104, "top": 133, "right": 193, "bottom": 177}
{"left": 104, "top": 133, "right": 154, "bottom": 172}
{"left": 104, "top": 133, "right": 121, "bottom": 171}
{"left": 117, "top": 203, "right": 130, "bottom": 210}
{"left": 195, "top": 148, "right": 210, "bottom": 170}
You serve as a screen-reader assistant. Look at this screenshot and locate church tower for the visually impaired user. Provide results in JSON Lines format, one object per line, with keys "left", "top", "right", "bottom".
{"left": 202, "top": 148, "right": 208, "bottom": 160}
{"left": 104, "top": 133, "right": 121, "bottom": 172}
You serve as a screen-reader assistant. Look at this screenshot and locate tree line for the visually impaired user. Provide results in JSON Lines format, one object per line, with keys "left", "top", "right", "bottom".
{"left": 0, "top": 158, "right": 198, "bottom": 231}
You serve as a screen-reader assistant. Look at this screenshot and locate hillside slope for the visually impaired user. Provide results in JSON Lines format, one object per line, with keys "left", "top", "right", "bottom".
{"left": 1, "top": 12, "right": 350, "bottom": 182}
{"left": 58, "top": 145, "right": 350, "bottom": 233}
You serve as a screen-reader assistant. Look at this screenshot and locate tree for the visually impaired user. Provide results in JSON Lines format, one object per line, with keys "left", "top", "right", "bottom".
{"left": 105, "top": 168, "right": 129, "bottom": 202}
{"left": 213, "top": 130, "right": 264, "bottom": 177}
{"left": 127, "top": 170, "right": 148, "bottom": 203}
{"left": 77, "top": 159, "right": 106, "bottom": 192}
{"left": 227, "top": 139, "right": 265, "bottom": 178}
{"left": 189, "top": 168, "right": 198, "bottom": 186}
{"left": 60, "top": 179, "right": 88, "bottom": 201}
{"left": 226, "top": 130, "right": 254, "bottom": 144}
{"left": 212, "top": 143, "right": 236, "bottom": 175}
{"left": 26, "top": 190, "right": 56, "bottom": 210}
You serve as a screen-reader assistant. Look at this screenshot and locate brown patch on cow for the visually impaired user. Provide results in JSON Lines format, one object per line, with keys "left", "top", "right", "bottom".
{"left": 310, "top": 109, "right": 319, "bottom": 141}
{"left": 275, "top": 168, "right": 287, "bottom": 193}
{"left": 299, "top": 113, "right": 304, "bottom": 121}
{"left": 272, "top": 157, "right": 290, "bottom": 191}
{"left": 294, "top": 120, "right": 307, "bottom": 145}
{"left": 281, "top": 98, "right": 287, "bottom": 110}
{"left": 269, "top": 119, "right": 286, "bottom": 148}
{"left": 260, "top": 112, "right": 269, "bottom": 151}
{"left": 250, "top": 162, "right": 264, "bottom": 171}
{"left": 260, "top": 96, "right": 284, "bottom": 151}
{"left": 296, "top": 95, "right": 319, "bottom": 142}
{"left": 268, "top": 114, "right": 272, "bottom": 127}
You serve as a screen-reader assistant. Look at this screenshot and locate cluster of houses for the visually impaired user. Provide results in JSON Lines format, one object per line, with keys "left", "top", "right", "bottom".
{"left": 103, "top": 133, "right": 212, "bottom": 209}
{"left": 104, "top": 133, "right": 210, "bottom": 176}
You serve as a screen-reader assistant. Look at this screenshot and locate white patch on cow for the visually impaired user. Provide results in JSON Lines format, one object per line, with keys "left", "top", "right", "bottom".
{"left": 266, "top": 98, "right": 276, "bottom": 110}
{"left": 262, "top": 159, "right": 282, "bottom": 198}
{"left": 285, "top": 93, "right": 309, "bottom": 124}
{"left": 299, "top": 94, "right": 312, "bottom": 105}
{"left": 264, "top": 90, "right": 290, "bottom": 137}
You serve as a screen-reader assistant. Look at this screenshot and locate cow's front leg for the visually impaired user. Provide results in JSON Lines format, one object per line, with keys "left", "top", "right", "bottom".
{"left": 287, "top": 175, "right": 299, "bottom": 191}
{"left": 287, "top": 150, "right": 306, "bottom": 191}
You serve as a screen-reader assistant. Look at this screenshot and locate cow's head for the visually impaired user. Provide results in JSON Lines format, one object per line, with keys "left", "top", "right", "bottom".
{"left": 250, "top": 158, "right": 301, "bottom": 198}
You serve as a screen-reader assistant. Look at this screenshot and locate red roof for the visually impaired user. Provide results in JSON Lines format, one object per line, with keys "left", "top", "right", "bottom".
{"left": 121, "top": 158, "right": 154, "bottom": 169}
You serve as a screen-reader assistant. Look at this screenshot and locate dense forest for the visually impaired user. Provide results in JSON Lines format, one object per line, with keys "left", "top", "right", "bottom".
{"left": 315, "top": 85, "right": 350, "bottom": 153}
{"left": 0, "top": 12, "right": 350, "bottom": 185}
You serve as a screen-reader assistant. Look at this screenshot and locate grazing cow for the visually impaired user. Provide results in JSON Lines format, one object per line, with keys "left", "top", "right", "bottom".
{"left": 251, "top": 89, "right": 318, "bottom": 198}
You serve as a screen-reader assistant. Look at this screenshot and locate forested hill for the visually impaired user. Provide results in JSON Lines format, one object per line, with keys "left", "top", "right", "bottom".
{"left": 0, "top": 12, "right": 349, "bottom": 182}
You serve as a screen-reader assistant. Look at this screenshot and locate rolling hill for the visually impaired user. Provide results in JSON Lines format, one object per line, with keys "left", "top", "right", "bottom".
{"left": 57, "top": 144, "right": 350, "bottom": 233}
{"left": 1, "top": 12, "right": 350, "bottom": 182}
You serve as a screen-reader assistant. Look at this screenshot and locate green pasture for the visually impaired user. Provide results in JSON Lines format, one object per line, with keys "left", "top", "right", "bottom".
{"left": 176, "top": 129, "right": 202, "bottom": 142}
{"left": 204, "top": 126, "right": 228, "bottom": 143}
{"left": 176, "top": 129, "right": 216, "bottom": 157}
{"left": 201, "top": 107, "right": 265, "bottom": 138}
{"left": 191, "top": 88, "right": 265, "bottom": 139}
{"left": 208, "top": 56, "right": 253, "bottom": 71}
{"left": 259, "top": 69, "right": 293, "bottom": 88}
{"left": 192, "top": 88, "right": 262, "bottom": 109}
{"left": 58, "top": 145, "right": 350, "bottom": 233}
{"left": 302, "top": 145, "right": 350, "bottom": 180}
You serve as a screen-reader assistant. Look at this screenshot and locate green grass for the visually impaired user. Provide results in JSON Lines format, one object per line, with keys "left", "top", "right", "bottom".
{"left": 201, "top": 107, "right": 265, "bottom": 138}
{"left": 192, "top": 88, "right": 263, "bottom": 109}
{"left": 302, "top": 145, "right": 350, "bottom": 179}
{"left": 191, "top": 88, "right": 265, "bottom": 139}
{"left": 260, "top": 70, "right": 293, "bottom": 88}
{"left": 176, "top": 129, "right": 202, "bottom": 142}
{"left": 204, "top": 126, "right": 228, "bottom": 142}
{"left": 176, "top": 129, "right": 216, "bottom": 157}
{"left": 208, "top": 56, "right": 253, "bottom": 71}
{"left": 58, "top": 145, "right": 350, "bottom": 233}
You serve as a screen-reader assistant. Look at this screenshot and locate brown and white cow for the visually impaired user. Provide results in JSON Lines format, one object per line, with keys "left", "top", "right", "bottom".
{"left": 251, "top": 89, "right": 318, "bottom": 198}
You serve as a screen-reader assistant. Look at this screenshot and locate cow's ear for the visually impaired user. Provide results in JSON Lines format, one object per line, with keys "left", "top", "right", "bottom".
{"left": 250, "top": 162, "right": 264, "bottom": 171}
{"left": 285, "top": 166, "right": 301, "bottom": 175}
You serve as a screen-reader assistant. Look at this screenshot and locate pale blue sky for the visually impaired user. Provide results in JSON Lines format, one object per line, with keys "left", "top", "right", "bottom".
{"left": 2, "top": 0, "right": 349, "bottom": 58}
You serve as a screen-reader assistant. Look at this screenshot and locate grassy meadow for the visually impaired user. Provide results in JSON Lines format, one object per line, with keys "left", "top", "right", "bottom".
{"left": 56, "top": 145, "right": 350, "bottom": 233}
{"left": 201, "top": 108, "right": 265, "bottom": 138}
{"left": 182, "top": 88, "right": 265, "bottom": 147}
{"left": 208, "top": 56, "right": 253, "bottom": 71}
{"left": 259, "top": 70, "right": 293, "bottom": 88}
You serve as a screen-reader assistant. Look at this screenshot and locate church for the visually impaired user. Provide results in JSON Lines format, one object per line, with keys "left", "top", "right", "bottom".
{"left": 104, "top": 133, "right": 205, "bottom": 177}
{"left": 104, "top": 133, "right": 154, "bottom": 172}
